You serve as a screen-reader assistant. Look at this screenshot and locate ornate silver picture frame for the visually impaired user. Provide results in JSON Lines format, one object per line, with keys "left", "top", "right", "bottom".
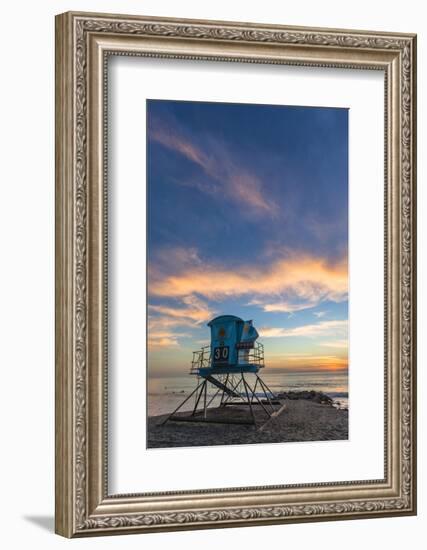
{"left": 55, "top": 11, "right": 417, "bottom": 537}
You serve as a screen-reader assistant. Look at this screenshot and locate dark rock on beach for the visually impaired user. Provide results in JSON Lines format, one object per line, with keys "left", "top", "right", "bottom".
{"left": 276, "top": 390, "right": 334, "bottom": 405}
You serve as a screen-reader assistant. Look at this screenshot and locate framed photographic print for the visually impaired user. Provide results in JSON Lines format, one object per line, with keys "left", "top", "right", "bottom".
{"left": 55, "top": 11, "right": 417, "bottom": 537}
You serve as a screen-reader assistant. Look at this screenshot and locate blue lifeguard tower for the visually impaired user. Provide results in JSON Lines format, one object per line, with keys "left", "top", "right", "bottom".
{"left": 162, "top": 315, "right": 282, "bottom": 426}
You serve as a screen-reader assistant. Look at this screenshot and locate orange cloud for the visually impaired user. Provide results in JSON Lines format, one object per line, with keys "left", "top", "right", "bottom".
{"left": 147, "top": 324, "right": 193, "bottom": 349}
{"left": 149, "top": 304, "right": 210, "bottom": 323}
{"left": 148, "top": 330, "right": 182, "bottom": 349}
{"left": 149, "top": 252, "right": 348, "bottom": 308}
{"left": 148, "top": 295, "right": 214, "bottom": 349}
{"left": 149, "top": 296, "right": 214, "bottom": 326}
{"left": 320, "top": 339, "right": 348, "bottom": 349}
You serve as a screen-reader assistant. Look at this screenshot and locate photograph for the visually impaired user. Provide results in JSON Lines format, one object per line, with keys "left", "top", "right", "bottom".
{"left": 146, "top": 99, "right": 349, "bottom": 448}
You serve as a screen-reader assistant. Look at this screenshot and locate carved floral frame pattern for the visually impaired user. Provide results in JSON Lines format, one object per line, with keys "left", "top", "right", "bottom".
{"left": 55, "top": 12, "right": 416, "bottom": 537}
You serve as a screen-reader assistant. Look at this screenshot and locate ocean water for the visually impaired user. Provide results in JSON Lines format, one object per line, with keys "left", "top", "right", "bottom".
{"left": 148, "top": 370, "right": 348, "bottom": 417}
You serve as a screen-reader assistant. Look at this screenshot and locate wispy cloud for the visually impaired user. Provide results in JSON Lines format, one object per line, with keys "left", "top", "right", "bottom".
{"left": 319, "top": 339, "right": 348, "bottom": 349}
{"left": 259, "top": 319, "right": 348, "bottom": 339}
{"left": 149, "top": 250, "right": 348, "bottom": 312}
{"left": 249, "top": 297, "right": 322, "bottom": 314}
{"left": 149, "top": 116, "right": 278, "bottom": 217}
{"left": 149, "top": 122, "right": 209, "bottom": 169}
{"left": 148, "top": 295, "right": 214, "bottom": 349}
{"left": 313, "top": 311, "right": 327, "bottom": 318}
{"left": 149, "top": 295, "right": 214, "bottom": 326}
{"left": 147, "top": 329, "right": 191, "bottom": 349}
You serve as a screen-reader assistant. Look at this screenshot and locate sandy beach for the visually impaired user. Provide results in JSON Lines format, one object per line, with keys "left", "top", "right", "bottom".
{"left": 147, "top": 392, "right": 348, "bottom": 449}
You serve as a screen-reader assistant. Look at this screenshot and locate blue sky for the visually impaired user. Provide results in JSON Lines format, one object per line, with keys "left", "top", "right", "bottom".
{"left": 147, "top": 99, "right": 348, "bottom": 377}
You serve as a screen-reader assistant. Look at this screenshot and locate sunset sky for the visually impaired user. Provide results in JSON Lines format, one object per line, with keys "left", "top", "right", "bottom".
{"left": 147, "top": 99, "right": 348, "bottom": 378}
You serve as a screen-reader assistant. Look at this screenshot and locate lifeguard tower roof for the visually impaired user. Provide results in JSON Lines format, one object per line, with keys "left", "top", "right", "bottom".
{"left": 207, "top": 314, "right": 243, "bottom": 326}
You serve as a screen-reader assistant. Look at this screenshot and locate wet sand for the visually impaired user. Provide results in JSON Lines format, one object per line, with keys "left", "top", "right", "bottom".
{"left": 147, "top": 396, "right": 348, "bottom": 449}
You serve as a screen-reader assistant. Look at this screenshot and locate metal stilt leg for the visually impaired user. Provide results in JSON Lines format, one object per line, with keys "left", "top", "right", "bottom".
{"left": 191, "top": 379, "right": 207, "bottom": 416}
{"left": 241, "top": 374, "right": 256, "bottom": 425}
{"left": 161, "top": 379, "right": 205, "bottom": 425}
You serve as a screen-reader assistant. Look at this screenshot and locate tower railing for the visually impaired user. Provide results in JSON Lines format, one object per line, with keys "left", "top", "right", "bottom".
{"left": 190, "top": 346, "right": 211, "bottom": 374}
{"left": 252, "top": 342, "right": 265, "bottom": 368}
{"left": 190, "top": 342, "right": 265, "bottom": 374}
